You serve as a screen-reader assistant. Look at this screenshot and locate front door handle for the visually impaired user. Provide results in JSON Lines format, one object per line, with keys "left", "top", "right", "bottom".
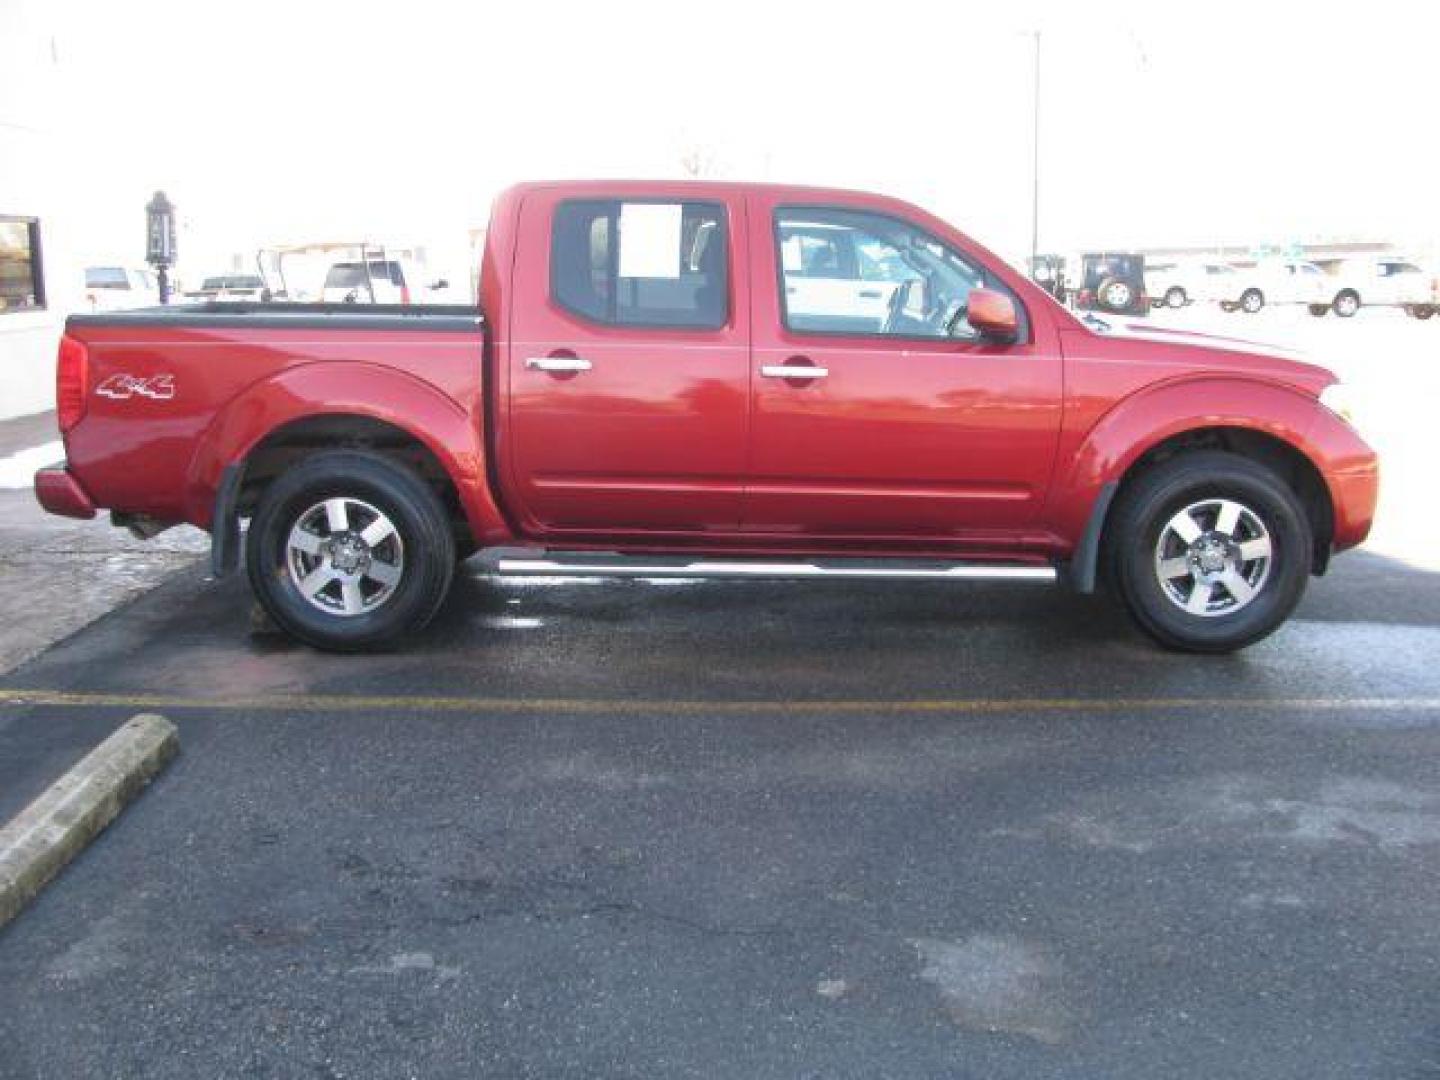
{"left": 526, "top": 356, "right": 593, "bottom": 373}
{"left": 760, "top": 364, "right": 829, "bottom": 379}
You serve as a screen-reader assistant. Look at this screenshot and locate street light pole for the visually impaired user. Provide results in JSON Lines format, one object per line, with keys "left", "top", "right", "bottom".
{"left": 1030, "top": 29, "right": 1041, "bottom": 273}
{"left": 145, "top": 191, "right": 177, "bottom": 305}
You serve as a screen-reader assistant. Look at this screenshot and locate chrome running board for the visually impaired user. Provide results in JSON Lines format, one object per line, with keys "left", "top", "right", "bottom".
{"left": 491, "top": 555, "right": 1056, "bottom": 583}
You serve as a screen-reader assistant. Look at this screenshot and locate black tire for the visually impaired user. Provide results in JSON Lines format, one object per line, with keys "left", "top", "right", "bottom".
{"left": 1165, "top": 286, "right": 1187, "bottom": 309}
{"left": 1409, "top": 305, "right": 1434, "bottom": 320}
{"left": 1308, "top": 304, "right": 1329, "bottom": 318}
{"left": 1220, "top": 300, "right": 1238, "bottom": 313}
{"left": 246, "top": 450, "right": 455, "bottom": 651}
{"left": 1333, "top": 290, "right": 1360, "bottom": 317}
{"left": 1240, "top": 288, "right": 1264, "bottom": 314}
{"left": 1106, "top": 451, "right": 1312, "bottom": 653}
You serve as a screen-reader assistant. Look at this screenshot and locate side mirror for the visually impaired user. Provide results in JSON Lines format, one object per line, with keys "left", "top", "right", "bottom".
{"left": 966, "top": 287, "right": 1019, "bottom": 340}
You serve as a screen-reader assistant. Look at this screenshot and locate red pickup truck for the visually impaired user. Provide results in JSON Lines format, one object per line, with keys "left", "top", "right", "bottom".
{"left": 36, "top": 180, "right": 1377, "bottom": 653}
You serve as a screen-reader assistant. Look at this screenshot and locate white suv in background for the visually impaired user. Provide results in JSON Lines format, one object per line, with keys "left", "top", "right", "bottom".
{"left": 1315, "top": 258, "right": 1436, "bottom": 319}
{"left": 1218, "top": 260, "right": 1330, "bottom": 314}
{"left": 1146, "top": 261, "right": 1243, "bottom": 309}
{"left": 83, "top": 266, "right": 160, "bottom": 311}
{"left": 320, "top": 257, "right": 454, "bottom": 304}
{"left": 1145, "top": 262, "right": 1203, "bottom": 308}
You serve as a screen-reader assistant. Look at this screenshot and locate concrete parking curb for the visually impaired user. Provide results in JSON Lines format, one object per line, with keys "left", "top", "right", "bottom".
{"left": 0, "top": 713, "right": 178, "bottom": 929}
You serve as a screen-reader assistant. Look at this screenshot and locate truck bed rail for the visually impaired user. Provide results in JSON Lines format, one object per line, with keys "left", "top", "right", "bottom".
{"left": 67, "top": 301, "right": 483, "bottom": 333}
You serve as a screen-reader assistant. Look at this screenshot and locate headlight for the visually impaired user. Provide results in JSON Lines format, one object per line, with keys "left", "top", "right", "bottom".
{"left": 1320, "top": 382, "right": 1359, "bottom": 428}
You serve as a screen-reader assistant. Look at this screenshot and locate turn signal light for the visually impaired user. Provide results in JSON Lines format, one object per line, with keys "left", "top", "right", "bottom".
{"left": 56, "top": 333, "right": 89, "bottom": 433}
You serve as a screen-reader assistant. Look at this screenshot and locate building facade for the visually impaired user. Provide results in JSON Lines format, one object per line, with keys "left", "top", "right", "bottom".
{"left": 1, "top": 0, "right": 76, "bottom": 421}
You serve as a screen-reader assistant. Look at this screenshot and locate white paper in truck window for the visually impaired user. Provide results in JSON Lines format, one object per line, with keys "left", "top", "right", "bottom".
{"left": 618, "top": 203, "right": 683, "bottom": 279}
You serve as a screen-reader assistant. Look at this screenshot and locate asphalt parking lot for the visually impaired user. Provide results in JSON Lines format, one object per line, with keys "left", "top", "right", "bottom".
{"left": 1, "top": 308, "right": 1438, "bottom": 1078}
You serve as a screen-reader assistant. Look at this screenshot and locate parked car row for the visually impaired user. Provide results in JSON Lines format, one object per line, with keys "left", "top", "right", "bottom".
{"left": 1146, "top": 256, "right": 1439, "bottom": 319}
{"left": 1032, "top": 252, "right": 1440, "bottom": 320}
{"left": 79, "top": 245, "right": 459, "bottom": 313}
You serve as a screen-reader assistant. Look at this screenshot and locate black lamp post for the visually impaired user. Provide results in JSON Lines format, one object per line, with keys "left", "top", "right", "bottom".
{"left": 145, "top": 191, "right": 177, "bottom": 305}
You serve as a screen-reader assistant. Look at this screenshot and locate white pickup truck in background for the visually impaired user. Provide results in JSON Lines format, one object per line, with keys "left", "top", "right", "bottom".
{"left": 1211, "top": 260, "right": 1330, "bottom": 315}
{"left": 1145, "top": 261, "right": 1243, "bottom": 309}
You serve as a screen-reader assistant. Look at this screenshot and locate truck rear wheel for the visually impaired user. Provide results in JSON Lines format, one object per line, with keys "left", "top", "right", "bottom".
{"left": 246, "top": 450, "right": 455, "bottom": 651}
{"left": 1240, "top": 288, "right": 1264, "bottom": 314}
{"left": 1333, "top": 290, "right": 1360, "bottom": 317}
{"left": 1107, "top": 451, "right": 1311, "bottom": 653}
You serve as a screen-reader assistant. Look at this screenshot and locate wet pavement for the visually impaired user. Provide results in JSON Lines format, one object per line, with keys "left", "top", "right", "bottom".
{"left": 2, "top": 311, "right": 1439, "bottom": 1077}
{"left": 0, "top": 548, "right": 1437, "bottom": 1079}
{"left": 0, "top": 411, "right": 208, "bottom": 675}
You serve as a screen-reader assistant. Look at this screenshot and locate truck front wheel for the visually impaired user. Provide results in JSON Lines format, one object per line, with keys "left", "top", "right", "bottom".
{"left": 246, "top": 450, "right": 455, "bottom": 650}
{"left": 1106, "top": 451, "right": 1312, "bottom": 653}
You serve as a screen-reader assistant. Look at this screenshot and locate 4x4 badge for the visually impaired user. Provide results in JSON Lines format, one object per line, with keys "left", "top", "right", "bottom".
{"left": 96, "top": 373, "right": 175, "bottom": 401}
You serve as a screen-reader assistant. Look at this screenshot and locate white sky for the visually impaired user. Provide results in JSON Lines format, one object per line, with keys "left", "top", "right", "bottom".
{"left": 38, "top": 0, "right": 1440, "bottom": 273}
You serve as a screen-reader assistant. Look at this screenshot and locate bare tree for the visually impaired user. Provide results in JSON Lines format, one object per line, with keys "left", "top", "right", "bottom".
{"left": 678, "top": 142, "right": 720, "bottom": 179}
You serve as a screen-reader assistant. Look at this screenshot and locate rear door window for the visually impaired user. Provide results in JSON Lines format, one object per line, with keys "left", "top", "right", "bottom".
{"left": 551, "top": 199, "right": 728, "bottom": 329}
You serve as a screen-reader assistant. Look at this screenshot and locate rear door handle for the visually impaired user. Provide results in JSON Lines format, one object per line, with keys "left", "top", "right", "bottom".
{"left": 526, "top": 356, "right": 592, "bottom": 373}
{"left": 760, "top": 364, "right": 829, "bottom": 379}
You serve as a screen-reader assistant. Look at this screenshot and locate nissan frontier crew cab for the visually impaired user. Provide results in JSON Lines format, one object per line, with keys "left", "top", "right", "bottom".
{"left": 36, "top": 181, "right": 1378, "bottom": 653}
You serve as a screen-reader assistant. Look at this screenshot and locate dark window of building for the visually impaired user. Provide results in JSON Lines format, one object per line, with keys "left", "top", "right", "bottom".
{"left": 0, "top": 217, "right": 45, "bottom": 313}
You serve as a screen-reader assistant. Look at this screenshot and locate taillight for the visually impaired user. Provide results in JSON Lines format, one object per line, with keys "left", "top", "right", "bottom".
{"left": 400, "top": 284, "right": 412, "bottom": 304}
{"left": 56, "top": 333, "right": 89, "bottom": 433}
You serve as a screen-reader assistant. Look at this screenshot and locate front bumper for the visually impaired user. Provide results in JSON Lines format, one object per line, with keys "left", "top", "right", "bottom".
{"left": 34, "top": 465, "right": 97, "bottom": 520}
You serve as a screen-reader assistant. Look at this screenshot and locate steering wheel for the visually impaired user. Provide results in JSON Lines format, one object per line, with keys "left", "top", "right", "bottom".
{"left": 940, "top": 298, "right": 968, "bottom": 336}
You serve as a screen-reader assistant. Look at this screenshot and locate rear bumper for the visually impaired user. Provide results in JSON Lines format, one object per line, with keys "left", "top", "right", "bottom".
{"left": 34, "top": 465, "right": 97, "bottom": 520}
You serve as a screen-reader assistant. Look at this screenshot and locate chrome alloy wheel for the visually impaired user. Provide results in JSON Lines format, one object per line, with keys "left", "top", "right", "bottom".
{"left": 1153, "top": 498, "right": 1272, "bottom": 617}
{"left": 285, "top": 497, "right": 405, "bottom": 617}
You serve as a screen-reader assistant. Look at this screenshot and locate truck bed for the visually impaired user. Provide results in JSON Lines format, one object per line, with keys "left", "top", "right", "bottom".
{"left": 67, "top": 301, "right": 484, "bottom": 333}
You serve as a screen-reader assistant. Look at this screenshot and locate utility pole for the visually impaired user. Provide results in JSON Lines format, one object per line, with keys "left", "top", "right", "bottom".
{"left": 1030, "top": 29, "right": 1041, "bottom": 273}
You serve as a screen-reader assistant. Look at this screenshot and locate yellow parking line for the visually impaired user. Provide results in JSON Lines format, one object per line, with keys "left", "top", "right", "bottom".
{"left": 0, "top": 688, "right": 1437, "bottom": 715}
